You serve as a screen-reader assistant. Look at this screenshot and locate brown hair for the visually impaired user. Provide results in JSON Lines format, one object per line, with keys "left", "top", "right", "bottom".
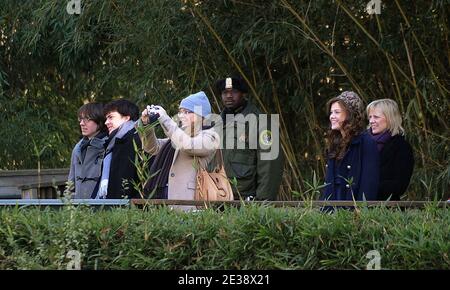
{"left": 78, "top": 102, "right": 106, "bottom": 133}
{"left": 103, "top": 99, "right": 139, "bottom": 121}
{"left": 326, "top": 97, "right": 365, "bottom": 160}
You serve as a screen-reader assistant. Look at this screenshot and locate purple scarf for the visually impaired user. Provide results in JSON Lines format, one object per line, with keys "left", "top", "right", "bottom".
{"left": 369, "top": 129, "right": 392, "bottom": 151}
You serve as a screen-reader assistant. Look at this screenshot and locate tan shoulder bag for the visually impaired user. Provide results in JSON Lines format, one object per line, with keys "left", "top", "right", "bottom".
{"left": 195, "top": 150, "right": 234, "bottom": 205}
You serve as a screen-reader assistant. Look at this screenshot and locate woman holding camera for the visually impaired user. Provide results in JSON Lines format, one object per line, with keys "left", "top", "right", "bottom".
{"left": 367, "top": 99, "right": 414, "bottom": 200}
{"left": 321, "top": 91, "right": 379, "bottom": 201}
{"left": 137, "top": 91, "right": 220, "bottom": 209}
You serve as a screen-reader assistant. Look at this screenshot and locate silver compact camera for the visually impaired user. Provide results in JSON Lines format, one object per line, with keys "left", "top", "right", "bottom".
{"left": 146, "top": 105, "right": 160, "bottom": 123}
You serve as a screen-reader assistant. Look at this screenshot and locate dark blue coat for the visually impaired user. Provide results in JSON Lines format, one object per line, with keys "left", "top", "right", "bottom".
{"left": 321, "top": 132, "right": 379, "bottom": 201}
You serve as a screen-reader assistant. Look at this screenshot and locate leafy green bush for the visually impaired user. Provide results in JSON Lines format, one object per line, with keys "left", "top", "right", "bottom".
{"left": 0, "top": 204, "right": 448, "bottom": 269}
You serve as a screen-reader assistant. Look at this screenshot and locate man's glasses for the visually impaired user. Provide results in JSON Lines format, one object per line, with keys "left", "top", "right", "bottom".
{"left": 78, "top": 117, "right": 93, "bottom": 123}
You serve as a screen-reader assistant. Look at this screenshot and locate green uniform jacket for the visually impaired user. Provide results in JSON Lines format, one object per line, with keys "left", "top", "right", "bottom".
{"left": 219, "top": 101, "right": 284, "bottom": 200}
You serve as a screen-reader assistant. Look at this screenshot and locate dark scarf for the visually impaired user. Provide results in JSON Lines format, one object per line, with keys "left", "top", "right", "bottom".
{"left": 369, "top": 129, "right": 392, "bottom": 152}
{"left": 144, "top": 140, "right": 175, "bottom": 199}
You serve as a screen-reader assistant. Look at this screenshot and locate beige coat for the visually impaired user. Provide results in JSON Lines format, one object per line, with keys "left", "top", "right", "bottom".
{"left": 138, "top": 114, "right": 220, "bottom": 208}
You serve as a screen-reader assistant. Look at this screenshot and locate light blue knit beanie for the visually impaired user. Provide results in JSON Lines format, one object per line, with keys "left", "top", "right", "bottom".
{"left": 179, "top": 91, "right": 211, "bottom": 117}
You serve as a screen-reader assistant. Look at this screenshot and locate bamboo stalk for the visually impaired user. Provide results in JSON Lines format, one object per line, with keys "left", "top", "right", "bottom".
{"left": 191, "top": 5, "right": 304, "bottom": 199}
{"left": 191, "top": 7, "right": 267, "bottom": 114}
{"left": 280, "top": 0, "right": 366, "bottom": 101}
{"left": 386, "top": 54, "right": 405, "bottom": 116}
{"left": 394, "top": 0, "right": 449, "bottom": 98}
{"left": 334, "top": 0, "right": 431, "bottom": 101}
{"left": 288, "top": 49, "right": 325, "bottom": 176}
{"left": 400, "top": 23, "right": 428, "bottom": 140}
{"left": 265, "top": 62, "right": 303, "bottom": 198}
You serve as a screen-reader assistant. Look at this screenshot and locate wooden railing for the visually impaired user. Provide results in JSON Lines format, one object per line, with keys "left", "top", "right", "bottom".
{"left": 19, "top": 181, "right": 67, "bottom": 199}
{"left": 0, "top": 168, "right": 69, "bottom": 199}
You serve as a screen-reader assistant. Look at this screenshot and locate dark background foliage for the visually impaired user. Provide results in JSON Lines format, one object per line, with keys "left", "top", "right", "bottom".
{"left": 0, "top": 0, "right": 448, "bottom": 200}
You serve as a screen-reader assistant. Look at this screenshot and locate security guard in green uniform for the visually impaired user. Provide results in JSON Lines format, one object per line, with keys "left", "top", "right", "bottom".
{"left": 215, "top": 77, "right": 284, "bottom": 200}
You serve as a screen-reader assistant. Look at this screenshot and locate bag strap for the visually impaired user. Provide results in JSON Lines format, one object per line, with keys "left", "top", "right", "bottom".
{"left": 195, "top": 149, "right": 224, "bottom": 171}
{"left": 214, "top": 149, "right": 224, "bottom": 169}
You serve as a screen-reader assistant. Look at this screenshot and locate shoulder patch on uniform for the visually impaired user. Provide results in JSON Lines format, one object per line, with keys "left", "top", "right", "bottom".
{"left": 259, "top": 130, "right": 272, "bottom": 146}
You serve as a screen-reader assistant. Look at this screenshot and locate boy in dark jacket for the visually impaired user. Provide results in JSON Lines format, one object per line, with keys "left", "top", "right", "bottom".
{"left": 93, "top": 99, "right": 142, "bottom": 199}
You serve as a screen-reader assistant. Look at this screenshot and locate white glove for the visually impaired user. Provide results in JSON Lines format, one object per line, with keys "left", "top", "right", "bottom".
{"left": 151, "top": 105, "right": 167, "bottom": 119}
{"left": 96, "top": 179, "right": 108, "bottom": 199}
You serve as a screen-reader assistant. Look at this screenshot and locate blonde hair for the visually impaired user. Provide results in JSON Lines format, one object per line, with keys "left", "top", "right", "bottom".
{"left": 366, "top": 99, "right": 405, "bottom": 136}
